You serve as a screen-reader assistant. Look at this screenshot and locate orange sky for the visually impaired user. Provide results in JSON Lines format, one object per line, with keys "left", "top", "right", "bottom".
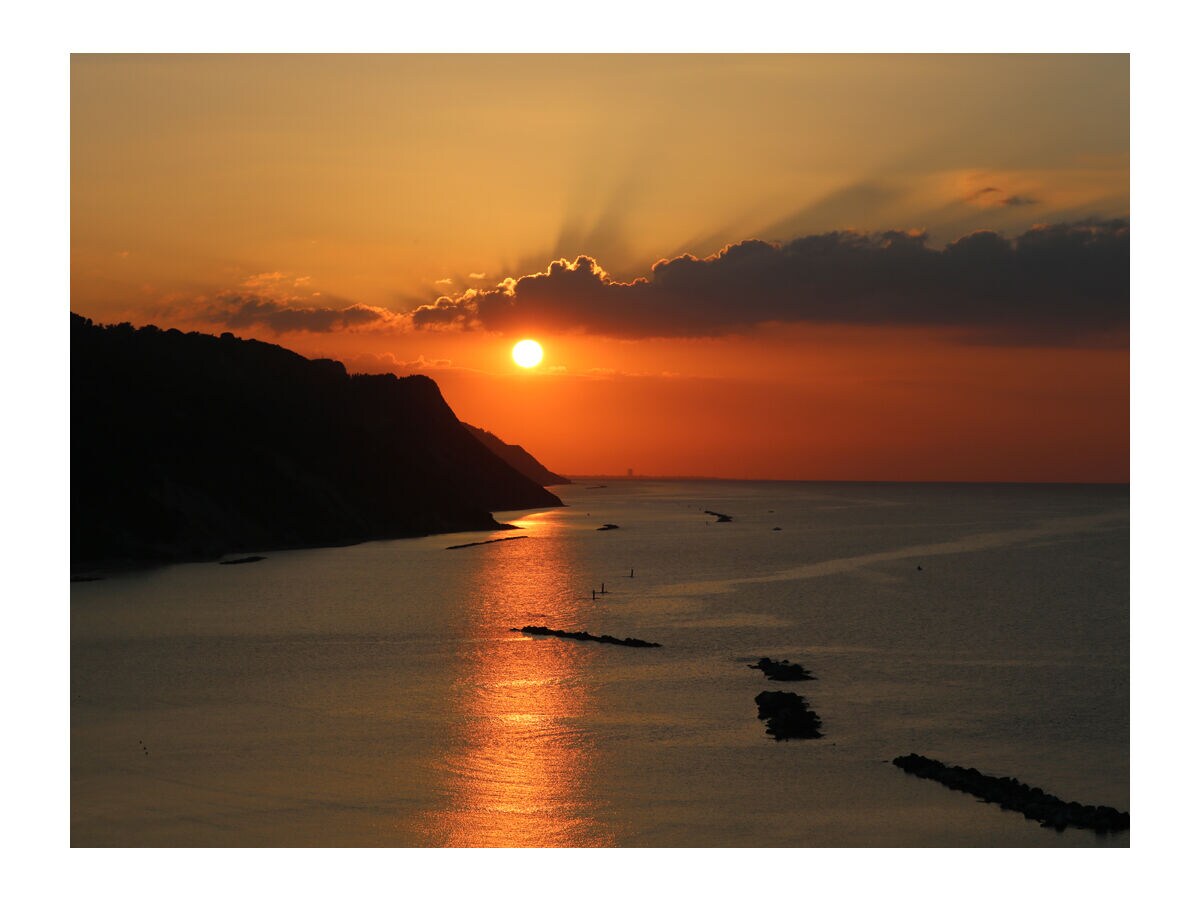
{"left": 70, "top": 54, "right": 1129, "bottom": 481}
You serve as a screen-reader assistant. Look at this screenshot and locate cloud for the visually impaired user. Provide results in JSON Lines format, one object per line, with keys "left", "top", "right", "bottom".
{"left": 202, "top": 293, "right": 406, "bottom": 334}
{"left": 409, "top": 220, "right": 1127, "bottom": 344}
{"left": 963, "top": 185, "right": 1039, "bottom": 208}
{"left": 240, "top": 271, "right": 290, "bottom": 289}
{"left": 341, "top": 352, "right": 453, "bottom": 374}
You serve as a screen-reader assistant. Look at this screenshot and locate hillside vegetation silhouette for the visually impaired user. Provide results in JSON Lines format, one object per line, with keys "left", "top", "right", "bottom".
{"left": 462, "top": 424, "right": 571, "bottom": 486}
{"left": 71, "top": 314, "right": 562, "bottom": 567}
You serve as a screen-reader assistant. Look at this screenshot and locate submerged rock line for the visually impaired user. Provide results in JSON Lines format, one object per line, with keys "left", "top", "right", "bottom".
{"left": 891, "top": 753, "right": 1129, "bottom": 834}
{"left": 445, "top": 535, "right": 529, "bottom": 550}
{"left": 512, "top": 625, "right": 662, "bottom": 648}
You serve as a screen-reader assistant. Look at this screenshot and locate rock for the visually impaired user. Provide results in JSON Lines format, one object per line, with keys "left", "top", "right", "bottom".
{"left": 748, "top": 657, "right": 815, "bottom": 681}
{"left": 755, "top": 690, "right": 823, "bottom": 740}
{"left": 219, "top": 555, "right": 266, "bottom": 565}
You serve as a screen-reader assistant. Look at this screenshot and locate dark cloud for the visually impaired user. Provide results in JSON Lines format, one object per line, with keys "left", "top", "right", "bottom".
{"left": 965, "top": 186, "right": 1002, "bottom": 201}
{"left": 340, "top": 352, "right": 454, "bottom": 374}
{"left": 962, "top": 185, "right": 1039, "bottom": 208}
{"left": 411, "top": 220, "right": 1128, "bottom": 344}
{"left": 200, "top": 294, "right": 403, "bottom": 334}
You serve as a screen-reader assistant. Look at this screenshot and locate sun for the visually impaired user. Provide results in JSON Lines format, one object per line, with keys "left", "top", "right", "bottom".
{"left": 512, "top": 339, "right": 544, "bottom": 368}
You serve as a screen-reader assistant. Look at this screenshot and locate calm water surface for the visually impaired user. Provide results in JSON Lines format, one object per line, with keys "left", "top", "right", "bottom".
{"left": 71, "top": 481, "right": 1129, "bottom": 846}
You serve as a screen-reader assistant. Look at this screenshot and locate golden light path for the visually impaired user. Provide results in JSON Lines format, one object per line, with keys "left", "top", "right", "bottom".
{"left": 420, "top": 512, "right": 613, "bottom": 846}
{"left": 512, "top": 339, "right": 544, "bottom": 368}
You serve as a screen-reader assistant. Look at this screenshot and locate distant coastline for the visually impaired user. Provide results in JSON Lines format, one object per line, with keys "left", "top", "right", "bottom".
{"left": 564, "top": 474, "right": 1130, "bottom": 487}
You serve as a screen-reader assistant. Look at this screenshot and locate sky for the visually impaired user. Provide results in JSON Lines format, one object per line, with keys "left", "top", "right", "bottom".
{"left": 70, "top": 53, "right": 1129, "bottom": 481}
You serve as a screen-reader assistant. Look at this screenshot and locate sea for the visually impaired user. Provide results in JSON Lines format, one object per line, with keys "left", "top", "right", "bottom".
{"left": 70, "top": 480, "right": 1130, "bottom": 847}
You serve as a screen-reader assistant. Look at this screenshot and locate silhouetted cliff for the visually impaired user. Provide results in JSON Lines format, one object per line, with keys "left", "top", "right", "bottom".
{"left": 71, "top": 314, "right": 563, "bottom": 567}
{"left": 462, "top": 424, "right": 571, "bottom": 486}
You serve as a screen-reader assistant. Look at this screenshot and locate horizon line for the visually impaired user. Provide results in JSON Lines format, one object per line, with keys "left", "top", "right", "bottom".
{"left": 559, "top": 474, "right": 1130, "bottom": 487}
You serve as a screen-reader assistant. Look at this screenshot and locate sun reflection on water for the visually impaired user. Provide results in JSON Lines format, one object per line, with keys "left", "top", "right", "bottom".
{"left": 420, "top": 512, "right": 613, "bottom": 847}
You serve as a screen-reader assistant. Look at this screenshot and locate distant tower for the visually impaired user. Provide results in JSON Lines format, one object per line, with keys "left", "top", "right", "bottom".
{"left": 627, "top": 467, "right": 634, "bottom": 478}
